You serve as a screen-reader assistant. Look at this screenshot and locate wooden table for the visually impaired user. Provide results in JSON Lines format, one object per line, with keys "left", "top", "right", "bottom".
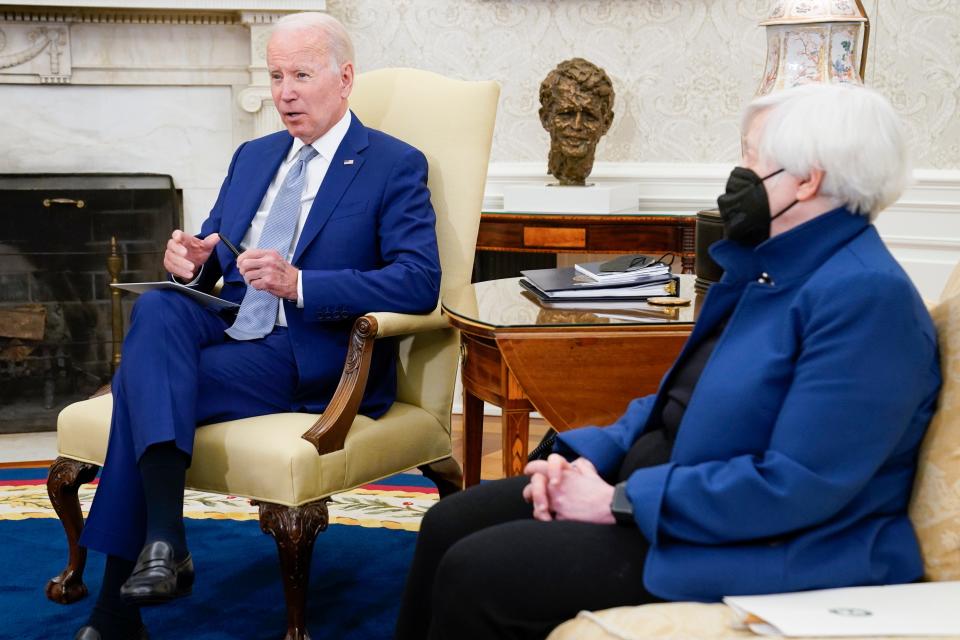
{"left": 442, "top": 276, "right": 700, "bottom": 487}
{"left": 478, "top": 210, "right": 698, "bottom": 273}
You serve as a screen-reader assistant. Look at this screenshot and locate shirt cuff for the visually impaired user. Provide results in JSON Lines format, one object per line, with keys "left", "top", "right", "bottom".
{"left": 296, "top": 270, "right": 304, "bottom": 308}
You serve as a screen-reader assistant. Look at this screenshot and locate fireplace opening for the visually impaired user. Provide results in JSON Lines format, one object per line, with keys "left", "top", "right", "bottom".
{"left": 0, "top": 174, "right": 181, "bottom": 433}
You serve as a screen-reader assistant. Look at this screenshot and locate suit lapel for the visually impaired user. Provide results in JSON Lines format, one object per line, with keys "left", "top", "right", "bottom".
{"left": 226, "top": 133, "right": 293, "bottom": 249}
{"left": 292, "top": 114, "right": 369, "bottom": 265}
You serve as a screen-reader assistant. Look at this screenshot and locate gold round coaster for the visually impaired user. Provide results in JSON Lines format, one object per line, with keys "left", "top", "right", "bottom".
{"left": 647, "top": 296, "right": 691, "bottom": 306}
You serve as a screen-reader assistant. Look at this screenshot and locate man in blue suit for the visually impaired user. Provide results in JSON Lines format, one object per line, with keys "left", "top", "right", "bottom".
{"left": 74, "top": 12, "right": 440, "bottom": 640}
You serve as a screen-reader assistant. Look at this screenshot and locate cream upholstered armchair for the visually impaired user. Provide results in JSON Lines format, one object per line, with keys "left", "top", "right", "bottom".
{"left": 44, "top": 68, "right": 499, "bottom": 640}
{"left": 548, "top": 275, "right": 960, "bottom": 640}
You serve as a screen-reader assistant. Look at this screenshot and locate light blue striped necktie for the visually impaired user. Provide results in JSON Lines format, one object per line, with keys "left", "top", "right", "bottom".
{"left": 226, "top": 144, "right": 319, "bottom": 340}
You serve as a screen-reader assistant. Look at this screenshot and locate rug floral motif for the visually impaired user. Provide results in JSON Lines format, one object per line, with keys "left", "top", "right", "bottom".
{"left": 0, "top": 482, "right": 438, "bottom": 532}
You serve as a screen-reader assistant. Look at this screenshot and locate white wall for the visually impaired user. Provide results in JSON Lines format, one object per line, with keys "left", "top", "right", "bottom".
{"left": 326, "top": 0, "right": 960, "bottom": 297}
{"left": 2, "top": 1, "right": 958, "bottom": 295}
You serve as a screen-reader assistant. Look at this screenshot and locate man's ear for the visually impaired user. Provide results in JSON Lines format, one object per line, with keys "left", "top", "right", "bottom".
{"left": 339, "top": 62, "right": 354, "bottom": 99}
{"left": 796, "top": 167, "right": 825, "bottom": 202}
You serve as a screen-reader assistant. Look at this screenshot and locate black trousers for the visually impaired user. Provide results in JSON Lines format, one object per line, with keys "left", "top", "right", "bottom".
{"left": 395, "top": 475, "right": 660, "bottom": 640}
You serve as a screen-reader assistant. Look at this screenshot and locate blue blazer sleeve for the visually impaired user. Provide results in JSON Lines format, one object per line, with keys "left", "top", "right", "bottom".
{"left": 624, "top": 270, "right": 940, "bottom": 546}
{"left": 555, "top": 394, "right": 657, "bottom": 478}
{"left": 300, "top": 147, "right": 441, "bottom": 318}
{"left": 178, "top": 142, "right": 248, "bottom": 294}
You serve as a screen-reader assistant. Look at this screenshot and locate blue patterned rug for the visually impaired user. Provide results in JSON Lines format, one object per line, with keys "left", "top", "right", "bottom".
{"left": 0, "top": 466, "right": 437, "bottom": 639}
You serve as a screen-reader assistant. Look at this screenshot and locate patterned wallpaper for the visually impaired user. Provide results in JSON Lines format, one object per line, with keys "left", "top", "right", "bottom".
{"left": 325, "top": 0, "right": 960, "bottom": 170}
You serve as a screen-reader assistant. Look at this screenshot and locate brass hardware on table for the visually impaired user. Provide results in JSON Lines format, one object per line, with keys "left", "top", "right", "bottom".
{"left": 107, "top": 237, "right": 123, "bottom": 373}
{"left": 460, "top": 343, "right": 468, "bottom": 365}
{"left": 43, "top": 198, "right": 86, "bottom": 209}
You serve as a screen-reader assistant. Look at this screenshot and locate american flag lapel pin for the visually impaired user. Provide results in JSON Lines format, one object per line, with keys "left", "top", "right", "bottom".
{"left": 344, "top": 159, "right": 354, "bottom": 165}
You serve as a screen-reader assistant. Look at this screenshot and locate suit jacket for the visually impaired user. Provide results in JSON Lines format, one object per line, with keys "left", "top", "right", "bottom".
{"left": 558, "top": 207, "right": 941, "bottom": 601}
{"left": 191, "top": 113, "right": 441, "bottom": 417}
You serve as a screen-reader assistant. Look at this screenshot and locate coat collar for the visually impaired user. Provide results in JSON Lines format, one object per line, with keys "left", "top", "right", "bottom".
{"left": 225, "top": 111, "right": 370, "bottom": 263}
{"left": 709, "top": 206, "right": 870, "bottom": 285}
{"left": 224, "top": 132, "right": 292, "bottom": 251}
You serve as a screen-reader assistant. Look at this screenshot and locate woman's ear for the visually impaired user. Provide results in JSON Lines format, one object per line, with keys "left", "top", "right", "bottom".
{"left": 796, "top": 168, "right": 825, "bottom": 202}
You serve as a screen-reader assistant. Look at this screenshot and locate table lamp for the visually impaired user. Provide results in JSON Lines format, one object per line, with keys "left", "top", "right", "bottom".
{"left": 756, "top": 0, "right": 871, "bottom": 95}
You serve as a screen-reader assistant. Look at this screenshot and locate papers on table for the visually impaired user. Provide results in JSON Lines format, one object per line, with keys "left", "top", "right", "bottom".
{"left": 518, "top": 254, "right": 678, "bottom": 308}
{"left": 724, "top": 581, "right": 960, "bottom": 637}
{"left": 574, "top": 258, "right": 671, "bottom": 284}
{"left": 519, "top": 276, "right": 677, "bottom": 304}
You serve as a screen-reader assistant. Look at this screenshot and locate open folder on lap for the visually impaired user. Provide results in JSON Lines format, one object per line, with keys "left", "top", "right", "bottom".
{"left": 111, "top": 281, "right": 239, "bottom": 310}
{"left": 724, "top": 581, "right": 960, "bottom": 637}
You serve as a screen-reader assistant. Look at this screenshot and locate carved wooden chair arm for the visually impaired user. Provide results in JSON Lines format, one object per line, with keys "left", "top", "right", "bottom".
{"left": 365, "top": 303, "right": 447, "bottom": 338}
{"left": 300, "top": 307, "right": 448, "bottom": 456}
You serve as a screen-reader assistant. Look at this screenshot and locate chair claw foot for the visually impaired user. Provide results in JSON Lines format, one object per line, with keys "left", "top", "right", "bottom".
{"left": 46, "top": 569, "right": 89, "bottom": 604}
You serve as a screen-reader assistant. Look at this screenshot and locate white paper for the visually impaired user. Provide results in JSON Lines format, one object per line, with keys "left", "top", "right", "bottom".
{"left": 724, "top": 582, "right": 960, "bottom": 637}
{"left": 111, "top": 281, "right": 239, "bottom": 310}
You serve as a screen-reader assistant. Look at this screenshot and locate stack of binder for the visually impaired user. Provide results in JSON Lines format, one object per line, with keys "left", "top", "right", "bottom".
{"left": 519, "top": 255, "right": 677, "bottom": 308}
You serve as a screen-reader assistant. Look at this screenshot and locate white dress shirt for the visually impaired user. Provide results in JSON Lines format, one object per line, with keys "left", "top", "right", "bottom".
{"left": 240, "top": 110, "right": 352, "bottom": 326}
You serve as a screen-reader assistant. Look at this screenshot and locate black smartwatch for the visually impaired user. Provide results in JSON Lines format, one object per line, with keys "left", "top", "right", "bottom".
{"left": 610, "top": 481, "right": 634, "bottom": 526}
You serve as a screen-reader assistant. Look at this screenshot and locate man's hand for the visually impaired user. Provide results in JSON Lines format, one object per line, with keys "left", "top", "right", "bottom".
{"left": 523, "top": 454, "right": 616, "bottom": 525}
{"left": 164, "top": 230, "right": 220, "bottom": 281}
{"left": 237, "top": 249, "right": 299, "bottom": 301}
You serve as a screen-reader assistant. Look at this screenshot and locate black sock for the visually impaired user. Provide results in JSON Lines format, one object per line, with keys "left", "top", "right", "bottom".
{"left": 138, "top": 440, "right": 189, "bottom": 560}
{"left": 87, "top": 555, "right": 142, "bottom": 638}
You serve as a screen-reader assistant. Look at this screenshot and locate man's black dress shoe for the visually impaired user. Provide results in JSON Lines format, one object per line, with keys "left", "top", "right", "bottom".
{"left": 74, "top": 624, "right": 149, "bottom": 639}
{"left": 119, "top": 540, "right": 194, "bottom": 606}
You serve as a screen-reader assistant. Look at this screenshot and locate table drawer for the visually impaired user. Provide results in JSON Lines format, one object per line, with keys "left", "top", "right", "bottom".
{"left": 523, "top": 226, "right": 586, "bottom": 249}
{"left": 589, "top": 225, "right": 679, "bottom": 251}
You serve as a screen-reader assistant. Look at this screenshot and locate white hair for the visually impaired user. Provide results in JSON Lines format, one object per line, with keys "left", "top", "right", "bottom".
{"left": 272, "top": 12, "right": 355, "bottom": 71}
{"left": 743, "top": 83, "right": 910, "bottom": 220}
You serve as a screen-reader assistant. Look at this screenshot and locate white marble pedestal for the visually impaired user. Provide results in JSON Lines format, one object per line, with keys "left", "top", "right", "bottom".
{"left": 502, "top": 182, "right": 640, "bottom": 214}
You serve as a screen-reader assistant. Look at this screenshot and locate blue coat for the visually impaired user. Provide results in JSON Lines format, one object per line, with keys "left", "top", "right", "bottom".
{"left": 558, "top": 208, "right": 941, "bottom": 601}
{"left": 192, "top": 113, "right": 441, "bottom": 417}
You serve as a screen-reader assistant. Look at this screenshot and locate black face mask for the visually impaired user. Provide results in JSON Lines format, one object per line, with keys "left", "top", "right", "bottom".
{"left": 717, "top": 167, "right": 798, "bottom": 247}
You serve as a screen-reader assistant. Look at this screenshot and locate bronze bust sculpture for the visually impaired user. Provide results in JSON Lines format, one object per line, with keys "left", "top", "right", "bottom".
{"left": 538, "top": 58, "right": 615, "bottom": 186}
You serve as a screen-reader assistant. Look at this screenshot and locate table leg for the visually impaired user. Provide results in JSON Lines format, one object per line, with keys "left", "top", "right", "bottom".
{"left": 502, "top": 409, "right": 530, "bottom": 478}
{"left": 462, "top": 389, "right": 484, "bottom": 488}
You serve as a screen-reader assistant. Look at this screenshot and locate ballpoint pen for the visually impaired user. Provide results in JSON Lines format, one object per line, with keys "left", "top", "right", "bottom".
{"left": 219, "top": 234, "right": 242, "bottom": 258}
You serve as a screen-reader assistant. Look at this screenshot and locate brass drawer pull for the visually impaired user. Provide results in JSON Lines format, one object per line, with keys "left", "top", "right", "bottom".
{"left": 43, "top": 198, "right": 86, "bottom": 208}
{"left": 460, "top": 342, "right": 468, "bottom": 365}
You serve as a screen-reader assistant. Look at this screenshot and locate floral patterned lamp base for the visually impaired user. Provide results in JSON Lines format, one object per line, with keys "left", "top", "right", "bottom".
{"left": 757, "top": 0, "right": 869, "bottom": 96}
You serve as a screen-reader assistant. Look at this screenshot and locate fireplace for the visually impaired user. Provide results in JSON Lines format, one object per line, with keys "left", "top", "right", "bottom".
{"left": 0, "top": 174, "right": 180, "bottom": 433}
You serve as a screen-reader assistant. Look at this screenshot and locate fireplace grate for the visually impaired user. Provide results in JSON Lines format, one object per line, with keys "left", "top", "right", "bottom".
{"left": 0, "top": 174, "right": 181, "bottom": 433}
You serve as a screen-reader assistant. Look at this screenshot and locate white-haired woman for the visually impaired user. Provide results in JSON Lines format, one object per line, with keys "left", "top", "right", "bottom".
{"left": 396, "top": 83, "right": 941, "bottom": 640}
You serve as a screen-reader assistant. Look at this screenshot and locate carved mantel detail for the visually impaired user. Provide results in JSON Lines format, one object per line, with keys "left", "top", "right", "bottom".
{"left": 0, "top": 2, "right": 325, "bottom": 132}
{"left": 0, "top": 23, "right": 70, "bottom": 82}
{"left": 237, "top": 10, "right": 293, "bottom": 138}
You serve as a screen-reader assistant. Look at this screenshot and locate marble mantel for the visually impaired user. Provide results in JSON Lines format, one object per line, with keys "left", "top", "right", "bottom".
{"left": 0, "top": 1, "right": 317, "bottom": 229}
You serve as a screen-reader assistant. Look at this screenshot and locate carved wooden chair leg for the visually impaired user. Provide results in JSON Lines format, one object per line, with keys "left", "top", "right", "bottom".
{"left": 418, "top": 456, "right": 464, "bottom": 498}
{"left": 258, "top": 499, "right": 330, "bottom": 640}
{"left": 45, "top": 456, "right": 100, "bottom": 604}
